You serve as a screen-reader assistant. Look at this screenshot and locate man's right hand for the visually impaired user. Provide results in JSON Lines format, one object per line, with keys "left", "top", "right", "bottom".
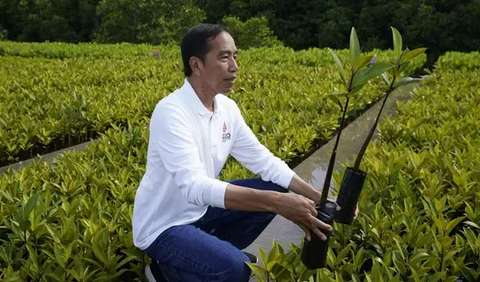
{"left": 224, "top": 184, "right": 332, "bottom": 241}
{"left": 274, "top": 193, "right": 332, "bottom": 242}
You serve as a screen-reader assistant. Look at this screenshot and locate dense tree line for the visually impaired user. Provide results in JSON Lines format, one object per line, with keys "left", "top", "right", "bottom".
{"left": 1, "top": 0, "right": 479, "bottom": 62}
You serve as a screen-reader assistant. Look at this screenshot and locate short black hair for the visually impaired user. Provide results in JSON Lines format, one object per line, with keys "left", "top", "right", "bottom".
{"left": 181, "top": 23, "right": 228, "bottom": 77}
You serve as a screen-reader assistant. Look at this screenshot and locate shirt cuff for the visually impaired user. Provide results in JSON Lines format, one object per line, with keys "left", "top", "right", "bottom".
{"left": 277, "top": 168, "right": 296, "bottom": 189}
{"left": 208, "top": 179, "right": 228, "bottom": 209}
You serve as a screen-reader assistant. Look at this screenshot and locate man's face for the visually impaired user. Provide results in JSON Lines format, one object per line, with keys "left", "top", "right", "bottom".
{"left": 196, "top": 31, "right": 238, "bottom": 94}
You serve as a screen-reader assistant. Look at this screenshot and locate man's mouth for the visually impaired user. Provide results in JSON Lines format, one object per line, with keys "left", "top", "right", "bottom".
{"left": 225, "top": 77, "right": 236, "bottom": 82}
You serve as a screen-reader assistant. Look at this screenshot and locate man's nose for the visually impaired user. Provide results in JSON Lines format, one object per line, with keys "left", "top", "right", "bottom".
{"left": 229, "top": 58, "right": 239, "bottom": 72}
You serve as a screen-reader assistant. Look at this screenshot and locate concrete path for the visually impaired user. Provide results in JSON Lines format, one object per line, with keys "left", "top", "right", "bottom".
{"left": 0, "top": 140, "right": 97, "bottom": 175}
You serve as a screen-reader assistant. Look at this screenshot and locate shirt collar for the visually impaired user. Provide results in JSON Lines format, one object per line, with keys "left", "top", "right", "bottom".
{"left": 181, "top": 78, "right": 224, "bottom": 116}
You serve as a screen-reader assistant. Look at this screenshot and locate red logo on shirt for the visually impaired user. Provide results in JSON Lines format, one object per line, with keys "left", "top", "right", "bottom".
{"left": 222, "top": 121, "right": 231, "bottom": 142}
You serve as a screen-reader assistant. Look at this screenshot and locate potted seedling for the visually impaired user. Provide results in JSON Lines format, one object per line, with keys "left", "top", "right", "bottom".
{"left": 301, "top": 26, "right": 396, "bottom": 269}
{"left": 334, "top": 27, "right": 426, "bottom": 225}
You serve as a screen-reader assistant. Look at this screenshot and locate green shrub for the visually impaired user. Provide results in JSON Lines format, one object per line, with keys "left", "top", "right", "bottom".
{"left": 222, "top": 16, "right": 283, "bottom": 49}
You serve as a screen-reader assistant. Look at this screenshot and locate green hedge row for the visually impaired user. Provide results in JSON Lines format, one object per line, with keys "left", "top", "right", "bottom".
{"left": 0, "top": 43, "right": 425, "bottom": 165}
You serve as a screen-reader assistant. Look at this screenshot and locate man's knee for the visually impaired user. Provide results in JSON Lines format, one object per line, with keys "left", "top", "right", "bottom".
{"left": 213, "top": 254, "right": 251, "bottom": 282}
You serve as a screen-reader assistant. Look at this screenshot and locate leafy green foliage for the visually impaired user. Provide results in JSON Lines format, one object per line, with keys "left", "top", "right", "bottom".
{"left": 0, "top": 42, "right": 426, "bottom": 166}
{"left": 0, "top": 54, "right": 182, "bottom": 165}
{"left": 246, "top": 241, "right": 317, "bottom": 281}
{"left": 94, "top": 0, "right": 205, "bottom": 44}
{"left": 0, "top": 25, "right": 7, "bottom": 41}
{"left": 222, "top": 16, "right": 283, "bottom": 49}
{"left": 436, "top": 51, "right": 480, "bottom": 71}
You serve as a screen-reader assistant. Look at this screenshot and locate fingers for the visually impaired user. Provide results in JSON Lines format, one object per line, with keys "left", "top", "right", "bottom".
{"left": 304, "top": 215, "right": 332, "bottom": 241}
{"left": 312, "top": 227, "right": 327, "bottom": 241}
{"left": 354, "top": 204, "right": 359, "bottom": 219}
{"left": 299, "top": 223, "right": 327, "bottom": 242}
{"left": 299, "top": 224, "right": 311, "bottom": 241}
{"left": 306, "top": 198, "right": 317, "bottom": 217}
{"left": 311, "top": 216, "right": 332, "bottom": 232}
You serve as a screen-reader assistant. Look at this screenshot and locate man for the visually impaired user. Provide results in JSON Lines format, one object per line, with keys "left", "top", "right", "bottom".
{"left": 133, "top": 23, "right": 344, "bottom": 282}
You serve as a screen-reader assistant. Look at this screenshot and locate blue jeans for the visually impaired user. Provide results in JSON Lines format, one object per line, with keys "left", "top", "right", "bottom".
{"left": 144, "top": 178, "right": 287, "bottom": 282}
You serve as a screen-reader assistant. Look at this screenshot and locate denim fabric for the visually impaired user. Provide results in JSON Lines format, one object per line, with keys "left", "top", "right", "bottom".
{"left": 144, "top": 178, "right": 287, "bottom": 282}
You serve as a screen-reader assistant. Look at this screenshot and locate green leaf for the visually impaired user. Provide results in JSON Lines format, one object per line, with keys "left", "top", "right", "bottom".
{"left": 353, "top": 63, "right": 395, "bottom": 87}
{"left": 371, "top": 260, "right": 383, "bottom": 282}
{"left": 19, "top": 219, "right": 31, "bottom": 232}
{"left": 393, "top": 77, "right": 413, "bottom": 88}
{"left": 300, "top": 268, "right": 316, "bottom": 280}
{"left": 444, "top": 276, "right": 461, "bottom": 282}
{"left": 328, "top": 48, "right": 347, "bottom": 85}
{"left": 354, "top": 55, "right": 373, "bottom": 72}
{"left": 335, "top": 247, "right": 350, "bottom": 265}
{"left": 92, "top": 240, "right": 107, "bottom": 265}
{"left": 391, "top": 275, "right": 401, "bottom": 282}
{"left": 409, "top": 252, "right": 429, "bottom": 265}
{"left": 246, "top": 263, "right": 267, "bottom": 281}
{"left": 444, "top": 250, "right": 458, "bottom": 262}
{"left": 354, "top": 247, "right": 365, "bottom": 269}
{"left": 427, "top": 272, "right": 446, "bottom": 282}
{"left": 54, "top": 244, "right": 66, "bottom": 269}
{"left": 350, "top": 27, "right": 360, "bottom": 69}
{"left": 268, "top": 241, "right": 279, "bottom": 263}
{"left": 409, "top": 265, "right": 420, "bottom": 282}
{"left": 446, "top": 217, "right": 465, "bottom": 235}
{"left": 393, "top": 254, "right": 406, "bottom": 274}
{"left": 327, "top": 94, "right": 345, "bottom": 111}
{"left": 464, "top": 221, "right": 480, "bottom": 229}
{"left": 391, "top": 27, "right": 402, "bottom": 56}
{"left": 266, "top": 260, "right": 276, "bottom": 272}
{"left": 398, "top": 61, "right": 411, "bottom": 74}
{"left": 399, "top": 48, "right": 410, "bottom": 65}
{"left": 381, "top": 73, "right": 390, "bottom": 85}
{"left": 270, "top": 264, "right": 290, "bottom": 280}
{"left": 352, "top": 68, "right": 369, "bottom": 87}
{"left": 259, "top": 247, "right": 268, "bottom": 267}
{"left": 403, "top": 48, "right": 427, "bottom": 63}
{"left": 23, "top": 192, "right": 40, "bottom": 219}
{"left": 335, "top": 271, "right": 345, "bottom": 282}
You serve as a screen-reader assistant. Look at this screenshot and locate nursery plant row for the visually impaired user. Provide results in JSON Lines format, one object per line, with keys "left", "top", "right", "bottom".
{"left": 0, "top": 44, "right": 425, "bottom": 165}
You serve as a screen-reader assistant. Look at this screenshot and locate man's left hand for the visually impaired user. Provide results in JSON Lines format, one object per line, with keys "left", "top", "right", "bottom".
{"left": 313, "top": 190, "right": 359, "bottom": 219}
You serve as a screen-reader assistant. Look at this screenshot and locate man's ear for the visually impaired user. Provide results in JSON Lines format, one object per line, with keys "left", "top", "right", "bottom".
{"left": 190, "top": 57, "right": 202, "bottom": 76}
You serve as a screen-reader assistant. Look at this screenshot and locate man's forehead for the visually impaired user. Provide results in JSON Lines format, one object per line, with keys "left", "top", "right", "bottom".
{"left": 218, "top": 48, "right": 238, "bottom": 55}
{"left": 208, "top": 32, "right": 237, "bottom": 54}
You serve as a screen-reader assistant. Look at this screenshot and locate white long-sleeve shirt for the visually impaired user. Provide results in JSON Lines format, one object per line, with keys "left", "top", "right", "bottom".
{"left": 132, "top": 79, "right": 295, "bottom": 250}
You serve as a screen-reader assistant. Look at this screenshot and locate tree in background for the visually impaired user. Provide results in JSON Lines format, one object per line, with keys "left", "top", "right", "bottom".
{"left": 0, "top": 0, "right": 99, "bottom": 42}
{"left": 0, "top": 0, "right": 478, "bottom": 61}
{"left": 94, "top": 0, "right": 205, "bottom": 44}
{"left": 195, "top": 0, "right": 480, "bottom": 65}
{"left": 223, "top": 16, "right": 282, "bottom": 49}
{"left": 0, "top": 25, "right": 6, "bottom": 41}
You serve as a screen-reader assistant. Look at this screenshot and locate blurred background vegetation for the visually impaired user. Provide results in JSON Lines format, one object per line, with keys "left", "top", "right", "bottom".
{"left": 0, "top": 0, "right": 479, "bottom": 66}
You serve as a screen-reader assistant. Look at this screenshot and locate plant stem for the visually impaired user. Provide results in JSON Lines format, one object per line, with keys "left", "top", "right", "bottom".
{"left": 320, "top": 97, "right": 350, "bottom": 208}
{"left": 353, "top": 76, "right": 397, "bottom": 170}
{"left": 440, "top": 249, "right": 444, "bottom": 273}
